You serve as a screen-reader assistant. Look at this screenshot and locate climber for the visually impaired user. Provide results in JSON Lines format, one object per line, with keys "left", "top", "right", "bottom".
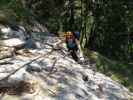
{"left": 65, "top": 31, "right": 79, "bottom": 62}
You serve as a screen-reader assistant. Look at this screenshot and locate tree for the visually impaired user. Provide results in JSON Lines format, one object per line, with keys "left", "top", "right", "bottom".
{"left": 82, "top": 0, "right": 133, "bottom": 61}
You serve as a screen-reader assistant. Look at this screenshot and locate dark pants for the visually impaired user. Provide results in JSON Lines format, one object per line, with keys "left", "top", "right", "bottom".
{"left": 67, "top": 45, "right": 79, "bottom": 62}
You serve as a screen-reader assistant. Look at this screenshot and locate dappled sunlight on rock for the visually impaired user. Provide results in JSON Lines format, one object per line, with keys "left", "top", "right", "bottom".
{"left": 0, "top": 29, "right": 132, "bottom": 100}
{"left": 2, "top": 38, "right": 25, "bottom": 47}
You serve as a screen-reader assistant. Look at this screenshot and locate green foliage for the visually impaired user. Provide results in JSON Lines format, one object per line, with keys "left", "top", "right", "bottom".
{"left": 0, "top": 0, "right": 31, "bottom": 25}
{"left": 79, "top": 0, "right": 133, "bottom": 92}
{"left": 81, "top": 0, "right": 133, "bottom": 62}
{"left": 0, "top": 0, "right": 82, "bottom": 32}
{"left": 96, "top": 54, "right": 133, "bottom": 92}
{"left": 84, "top": 49, "right": 133, "bottom": 92}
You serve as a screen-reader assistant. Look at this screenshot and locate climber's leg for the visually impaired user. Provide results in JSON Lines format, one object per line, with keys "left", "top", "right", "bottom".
{"left": 70, "top": 49, "right": 78, "bottom": 62}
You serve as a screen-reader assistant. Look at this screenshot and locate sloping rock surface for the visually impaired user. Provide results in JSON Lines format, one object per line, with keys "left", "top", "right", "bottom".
{"left": 2, "top": 38, "right": 25, "bottom": 47}
{"left": 0, "top": 32, "right": 132, "bottom": 100}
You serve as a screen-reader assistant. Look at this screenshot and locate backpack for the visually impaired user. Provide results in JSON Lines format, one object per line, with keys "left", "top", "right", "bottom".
{"left": 74, "top": 32, "right": 80, "bottom": 40}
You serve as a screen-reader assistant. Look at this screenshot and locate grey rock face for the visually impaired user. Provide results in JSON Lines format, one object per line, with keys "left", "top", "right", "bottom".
{"left": 0, "top": 25, "right": 27, "bottom": 40}
{"left": 2, "top": 38, "right": 25, "bottom": 47}
{"left": 0, "top": 29, "right": 132, "bottom": 100}
{"left": 26, "top": 64, "right": 42, "bottom": 72}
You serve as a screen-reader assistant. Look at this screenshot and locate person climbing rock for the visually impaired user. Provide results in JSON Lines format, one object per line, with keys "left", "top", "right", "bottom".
{"left": 65, "top": 31, "right": 79, "bottom": 62}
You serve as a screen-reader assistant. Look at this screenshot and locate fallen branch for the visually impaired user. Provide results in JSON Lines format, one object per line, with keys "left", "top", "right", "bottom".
{"left": 47, "top": 88, "right": 57, "bottom": 95}
{"left": 0, "top": 50, "right": 54, "bottom": 82}
{"left": 0, "top": 61, "right": 13, "bottom": 65}
{"left": 0, "top": 40, "right": 67, "bottom": 81}
{"left": 45, "top": 42, "right": 68, "bottom": 57}
{"left": 48, "top": 58, "right": 58, "bottom": 75}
